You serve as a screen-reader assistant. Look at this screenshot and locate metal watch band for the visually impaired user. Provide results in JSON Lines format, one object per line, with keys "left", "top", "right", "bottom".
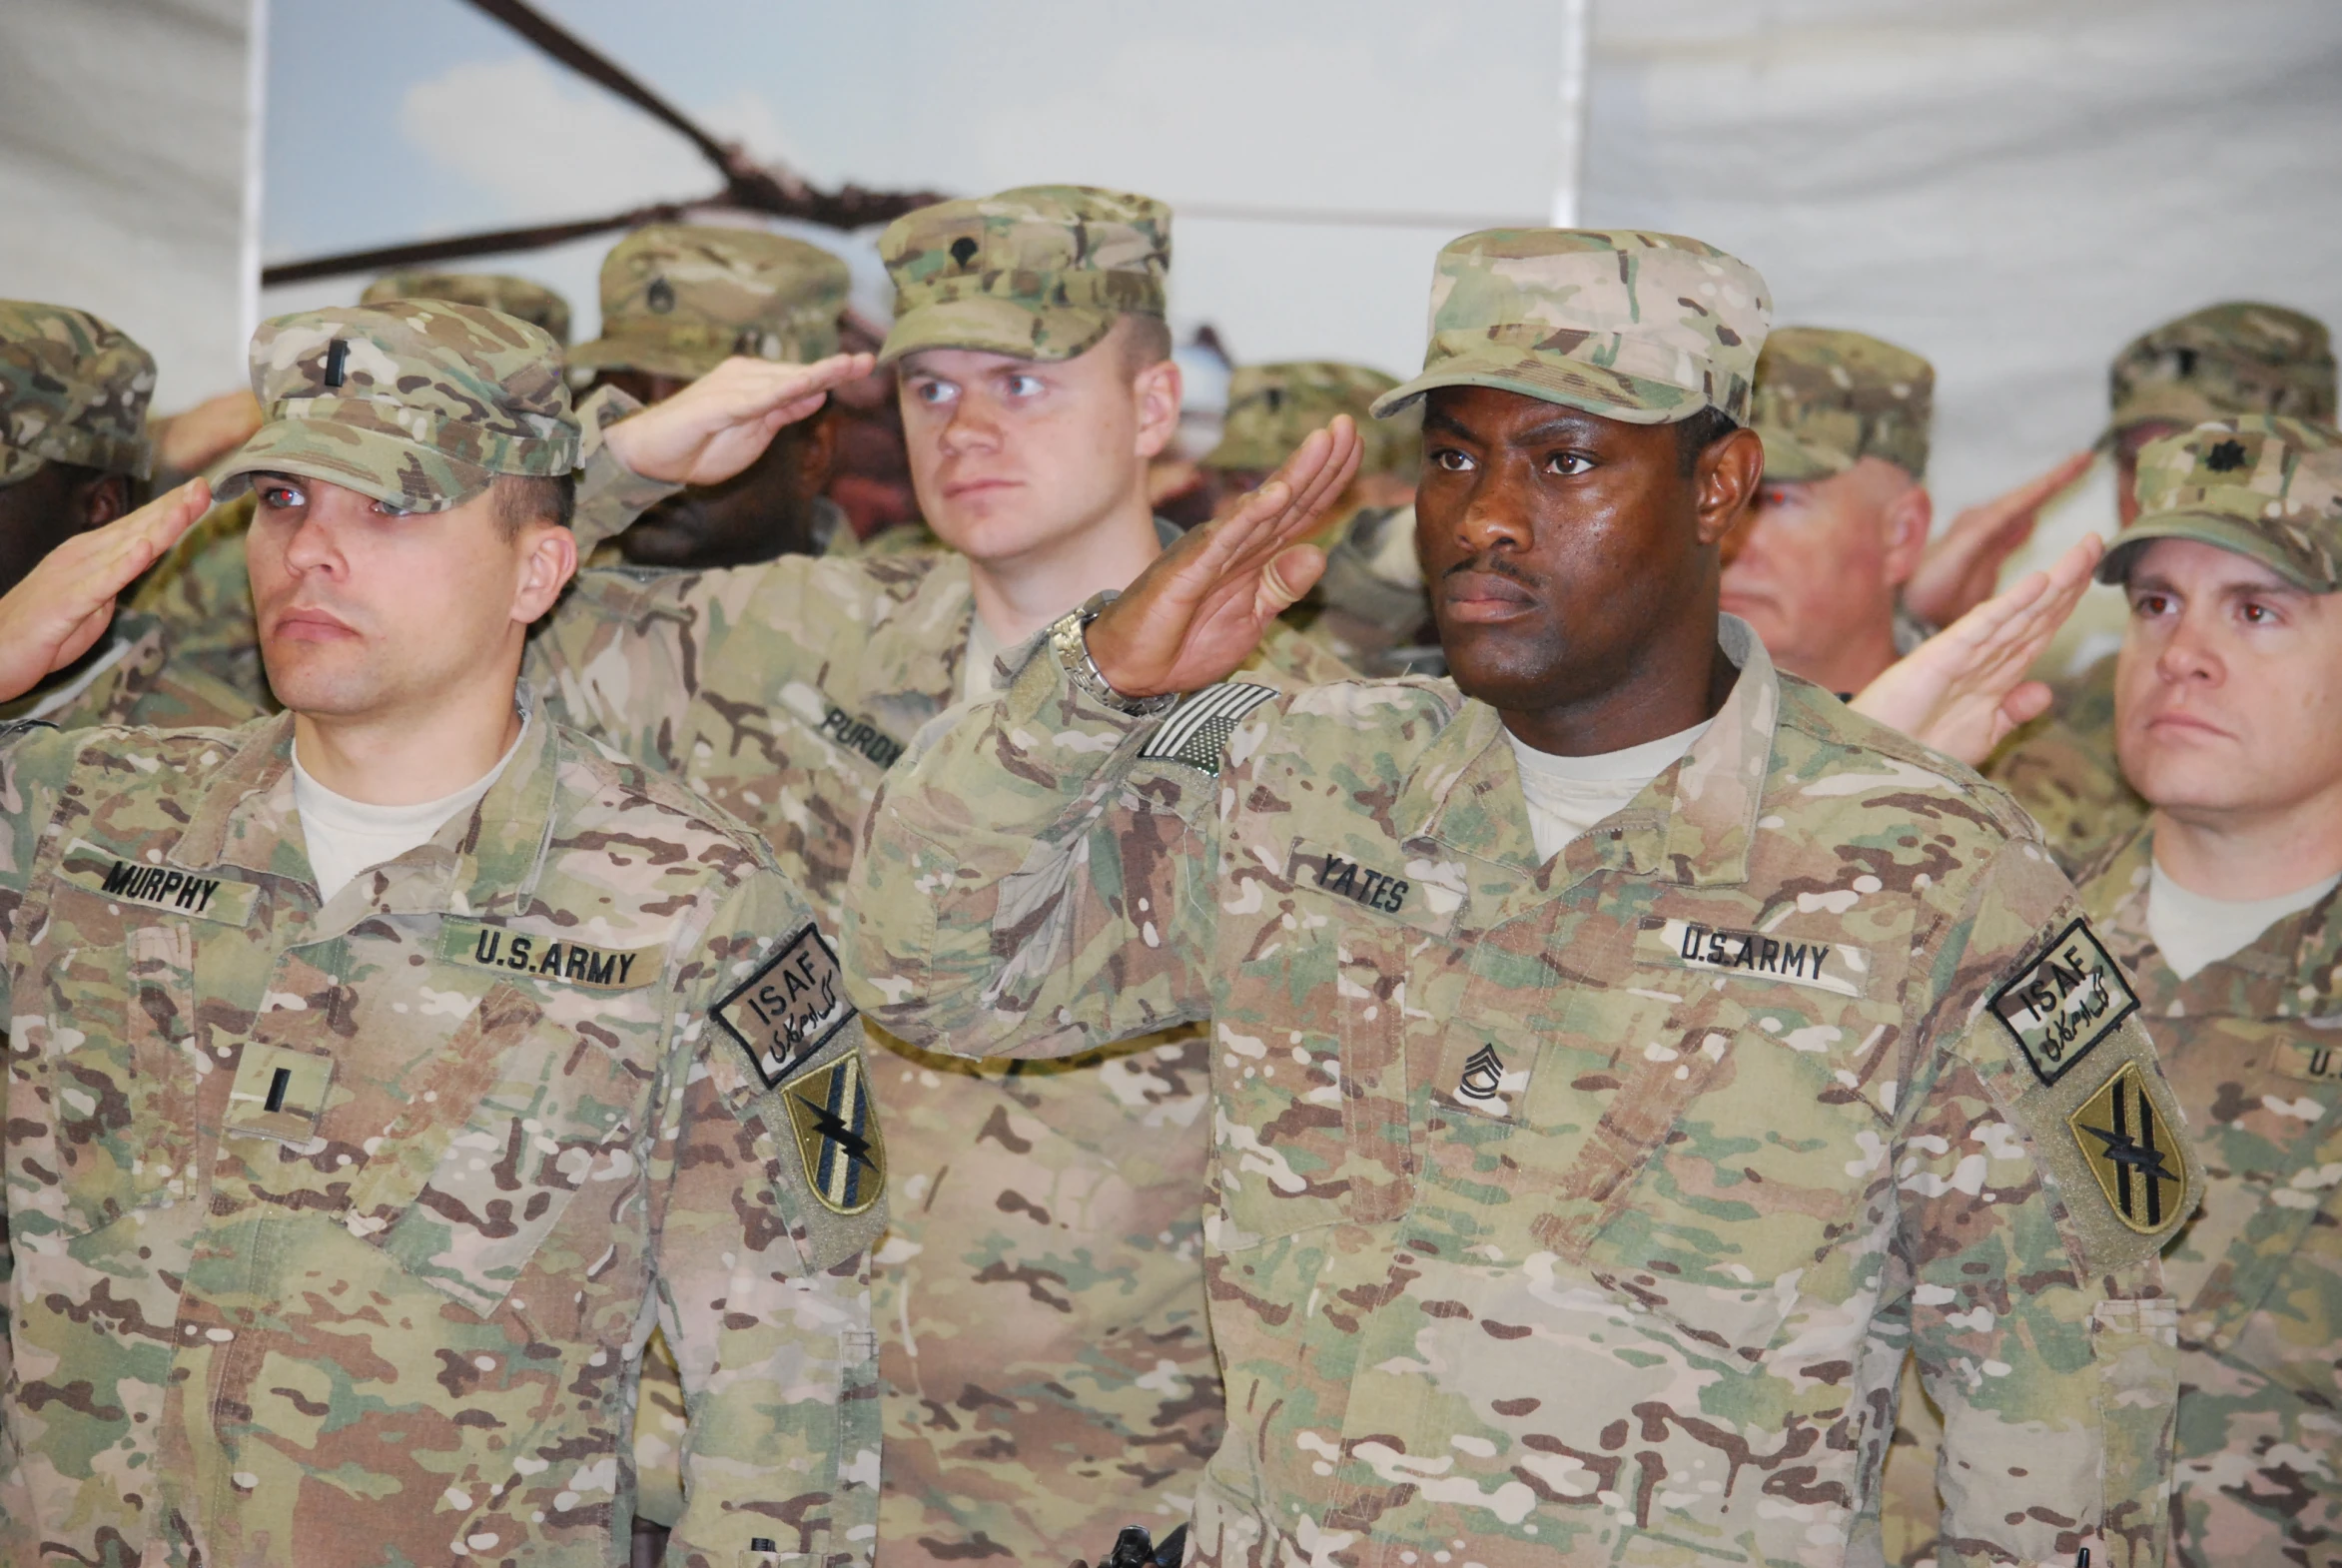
{"left": 1050, "top": 592, "right": 1179, "bottom": 718}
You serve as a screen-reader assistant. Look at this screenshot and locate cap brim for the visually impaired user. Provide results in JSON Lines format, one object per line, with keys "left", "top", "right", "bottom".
{"left": 568, "top": 336, "right": 730, "bottom": 383}
{"left": 2097, "top": 510, "right": 2334, "bottom": 590}
{"left": 1369, "top": 350, "right": 1710, "bottom": 425}
{"left": 0, "top": 445, "right": 43, "bottom": 487}
{"left": 878, "top": 298, "right": 1116, "bottom": 366}
{"left": 213, "top": 417, "right": 493, "bottom": 514}
{"left": 1752, "top": 425, "right": 1856, "bottom": 483}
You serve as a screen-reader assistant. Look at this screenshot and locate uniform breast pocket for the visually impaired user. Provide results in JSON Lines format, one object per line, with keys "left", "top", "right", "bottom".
{"left": 8, "top": 897, "right": 202, "bottom": 1242}
{"left": 1212, "top": 901, "right": 1425, "bottom": 1248}
{"left": 1578, "top": 978, "right": 1899, "bottom": 1349}
{"left": 337, "top": 984, "right": 650, "bottom": 1318}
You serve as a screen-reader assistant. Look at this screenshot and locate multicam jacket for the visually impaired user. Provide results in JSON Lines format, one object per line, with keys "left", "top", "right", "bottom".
{"left": 529, "top": 540, "right": 1350, "bottom": 1563}
{"left": 1986, "top": 655, "right": 2147, "bottom": 875}
{"left": 0, "top": 608, "right": 263, "bottom": 733}
{"left": 0, "top": 710, "right": 883, "bottom": 1566}
{"left": 2088, "top": 829, "right": 2342, "bottom": 1565}
{"left": 844, "top": 616, "right": 2199, "bottom": 1568}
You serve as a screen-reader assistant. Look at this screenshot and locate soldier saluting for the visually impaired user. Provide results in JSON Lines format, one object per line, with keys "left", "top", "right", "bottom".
{"left": 844, "top": 229, "right": 2199, "bottom": 1566}
{"left": 0, "top": 302, "right": 887, "bottom": 1564}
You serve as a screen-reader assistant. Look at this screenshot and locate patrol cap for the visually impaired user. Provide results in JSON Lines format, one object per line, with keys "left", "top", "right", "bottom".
{"left": 2100, "top": 416, "right": 2342, "bottom": 591}
{"left": 1207, "top": 362, "right": 1417, "bottom": 476}
{"left": 1371, "top": 229, "right": 1771, "bottom": 425}
{"left": 359, "top": 271, "right": 574, "bottom": 346}
{"left": 1749, "top": 327, "right": 1934, "bottom": 482}
{"left": 2107, "top": 302, "right": 2335, "bottom": 437}
{"left": 0, "top": 301, "right": 156, "bottom": 485}
{"left": 569, "top": 225, "right": 849, "bottom": 382}
{"left": 878, "top": 185, "right": 1171, "bottom": 366}
{"left": 215, "top": 302, "right": 578, "bottom": 514}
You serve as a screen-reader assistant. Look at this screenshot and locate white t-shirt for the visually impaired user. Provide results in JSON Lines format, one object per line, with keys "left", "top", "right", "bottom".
{"left": 292, "top": 718, "right": 529, "bottom": 901}
{"left": 2147, "top": 860, "right": 2341, "bottom": 982}
{"left": 960, "top": 610, "right": 1008, "bottom": 706}
{"left": 1504, "top": 719, "right": 1714, "bottom": 863}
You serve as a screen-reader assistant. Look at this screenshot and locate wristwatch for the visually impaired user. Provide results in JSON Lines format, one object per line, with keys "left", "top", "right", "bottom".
{"left": 1050, "top": 592, "right": 1179, "bottom": 718}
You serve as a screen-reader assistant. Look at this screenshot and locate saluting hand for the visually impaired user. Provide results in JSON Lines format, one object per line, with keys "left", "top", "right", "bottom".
{"left": 1901, "top": 450, "right": 2092, "bottom": 628}
{"left": 603, "top": 353, "right": 876, "bottom": 487}
{"left": 1086, "top": 416, "right": 1364, "bottom": 698}
{"left": 0, "top": 478, "right": 211, "bottom": 705}
{"left": 1851, "top": 531, "right": 2104, "bottom": 765}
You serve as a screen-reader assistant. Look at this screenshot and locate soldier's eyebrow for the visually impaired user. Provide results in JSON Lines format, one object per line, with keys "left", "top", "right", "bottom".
{"left": 1421, "top": 409, "right": 1484, "bottom": 444}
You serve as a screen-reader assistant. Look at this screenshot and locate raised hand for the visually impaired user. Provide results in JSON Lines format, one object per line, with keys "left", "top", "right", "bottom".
{"left": 1902, "top": 450, "right": 2092, "bottom": 628}
{"left": 1085, "top": 417, "right": 1364, "bottom": 697}
{"left": 1851, "top": 531, "right": 2104, "bottom": 765}
{"left": 0, "top": 478, "right": 211, "bottom": 704}
{"left": 602, "top": 353, "right": 876, "bottom": 487}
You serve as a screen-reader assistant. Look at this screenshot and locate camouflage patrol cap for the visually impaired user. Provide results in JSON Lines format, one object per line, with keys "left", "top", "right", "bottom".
{"left": 214, "top": 302, "right": 577, "bottom": 514}
{"left": 1372, "top": 229, "right": 1770, "bottom": 425}
{"left": 878, "top": 185, "right": 1170, "bottom": 366}
{"left": 1207, "top": 362, "right": 1417, "bottom": 476}
{"left": 0, "top": 301, "right": 156, "bottom": 485}
{"left": 359, "top": 272, "right": 574, "bottom": 346}
{"left": 1750, "top": 327, "right": 1934, "bottom": 482}
{"left": 2107, "top": 302, "right": 2336, "bottom": 436}
{"left": 569, "top": 225, "right": 849, "bottom": 382}
{"left": 2100, "top": 416, "right": 2342, "bottom": 590}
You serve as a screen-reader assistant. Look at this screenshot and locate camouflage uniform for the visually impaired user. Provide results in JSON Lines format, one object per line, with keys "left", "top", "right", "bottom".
{"left": 0, "top": 302, "right": 886, "bottom": 1566}
{"left": 1887, "top": 418, "right": 2342, "bottom": 1566}
{"left": 535, "top": 186, "right": 1355, "bottom": 1564}
{"left": 360, "top": 270, "right": 575, "bottom": 345}
{"left": 571, "top": 224, "right": 848, "bottom": 385}
{"left": 1749, "top": 327, "right": 1933, "bottom": 484}
{"left": 0, "top": 303, "right": 252, "bottom": 729}
{"left": 846, "top": 229, "right": 2198, "bottom": 1568}
{"left": 1985, "top": 303, "right": 2338, "bottom": 872}
{"left": 1205, "top": 362, "right": 1428, "bottom": 666}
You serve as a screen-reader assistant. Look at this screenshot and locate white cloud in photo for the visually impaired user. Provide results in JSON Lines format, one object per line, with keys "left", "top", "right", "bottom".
{"left": 397, "top": 53, "right": 803, "bottom": 225}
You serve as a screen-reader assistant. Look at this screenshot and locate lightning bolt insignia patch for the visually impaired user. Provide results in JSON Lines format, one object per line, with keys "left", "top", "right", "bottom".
{"left": 2067, "top": 1060, "right": 2186, "bottom": 1235}
{"left": 782, "top": 1052, "right": 887, "bottom": 1216}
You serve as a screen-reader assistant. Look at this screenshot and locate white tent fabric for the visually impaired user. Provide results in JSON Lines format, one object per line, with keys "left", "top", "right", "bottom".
{"left": 0, "top": 0, "right": 261, "bottom": 413}
{"left": 1582, "top": 0, "right": 2342, "bottom": 665}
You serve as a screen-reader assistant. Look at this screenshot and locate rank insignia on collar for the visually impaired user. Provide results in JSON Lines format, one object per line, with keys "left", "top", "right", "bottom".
{"left": 782, "top": 1052, "right": 886, "bottom": 1215}
{"left": 2068, "top": 1061, "right": 2184, "bottom": 1235}
{"left": 1990, "top": 918, "right": 2140, "bottom": 1087}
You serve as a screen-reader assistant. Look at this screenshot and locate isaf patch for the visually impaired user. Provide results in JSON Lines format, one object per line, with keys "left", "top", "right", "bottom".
{"left": 1990, "top": 918, "right": 2139, "bottom": 1087}
{"left": 441, "top": 920, "right": 662, "bottom": 991}
{"left": 2068, "top": 1061, "right": 2186, "bottom": 1234}
{"left": 713, "top": 924, "right": 859, "bottom": 1090}
{"left": 1139, "top": 682, "right": 1278, "bottom": 775}
{"left": 782, "top": 1051, "right": 886, "bottom": 1215}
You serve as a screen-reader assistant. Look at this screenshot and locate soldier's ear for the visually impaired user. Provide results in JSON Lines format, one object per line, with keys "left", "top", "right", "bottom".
{"left": 78, "top": 471, "right": 133, "bottom": 530}
{"left": 1693, "top": 426, "right": 1766, "bottom": 548}
{"left": 510, "top": 519, "right": 578, "bottom": 627}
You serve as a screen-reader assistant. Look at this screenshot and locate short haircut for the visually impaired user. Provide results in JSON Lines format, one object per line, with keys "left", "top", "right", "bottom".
{"left": 491, "top": 472, "right": 576, "bottom": 540}
{"left": 1116, "top": 313, "right": 1174, "bottom": 379}
{"left": 1673, "top": 405, "right": 1741, "bottom": 477}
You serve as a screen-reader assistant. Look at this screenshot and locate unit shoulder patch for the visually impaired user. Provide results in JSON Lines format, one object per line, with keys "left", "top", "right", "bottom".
{"left": 441, "top": 919, "right": 663, "bottom": 991}
{"left": 781, "top": 1051, "right": 886, "bottom": 1215}
{"left": 1139, "top": 681, "right": 1278, "bottom": 775}
{"left": 2067, "top": 1060, "right": 2186, "bottom": 1235}
{"left": 1989, "top": 917, "right": 2139, "bottom": 1087}
{"left": 58, "top": 839, "right": 259, "bottom": 926}
{"left": 713, "top": 923, "right": 859, "bottom": 1090}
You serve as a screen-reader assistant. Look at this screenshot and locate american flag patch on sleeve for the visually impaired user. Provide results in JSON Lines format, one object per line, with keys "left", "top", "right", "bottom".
{"left": 1137, "top": 682, "right": 1279, "bottom": 775}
